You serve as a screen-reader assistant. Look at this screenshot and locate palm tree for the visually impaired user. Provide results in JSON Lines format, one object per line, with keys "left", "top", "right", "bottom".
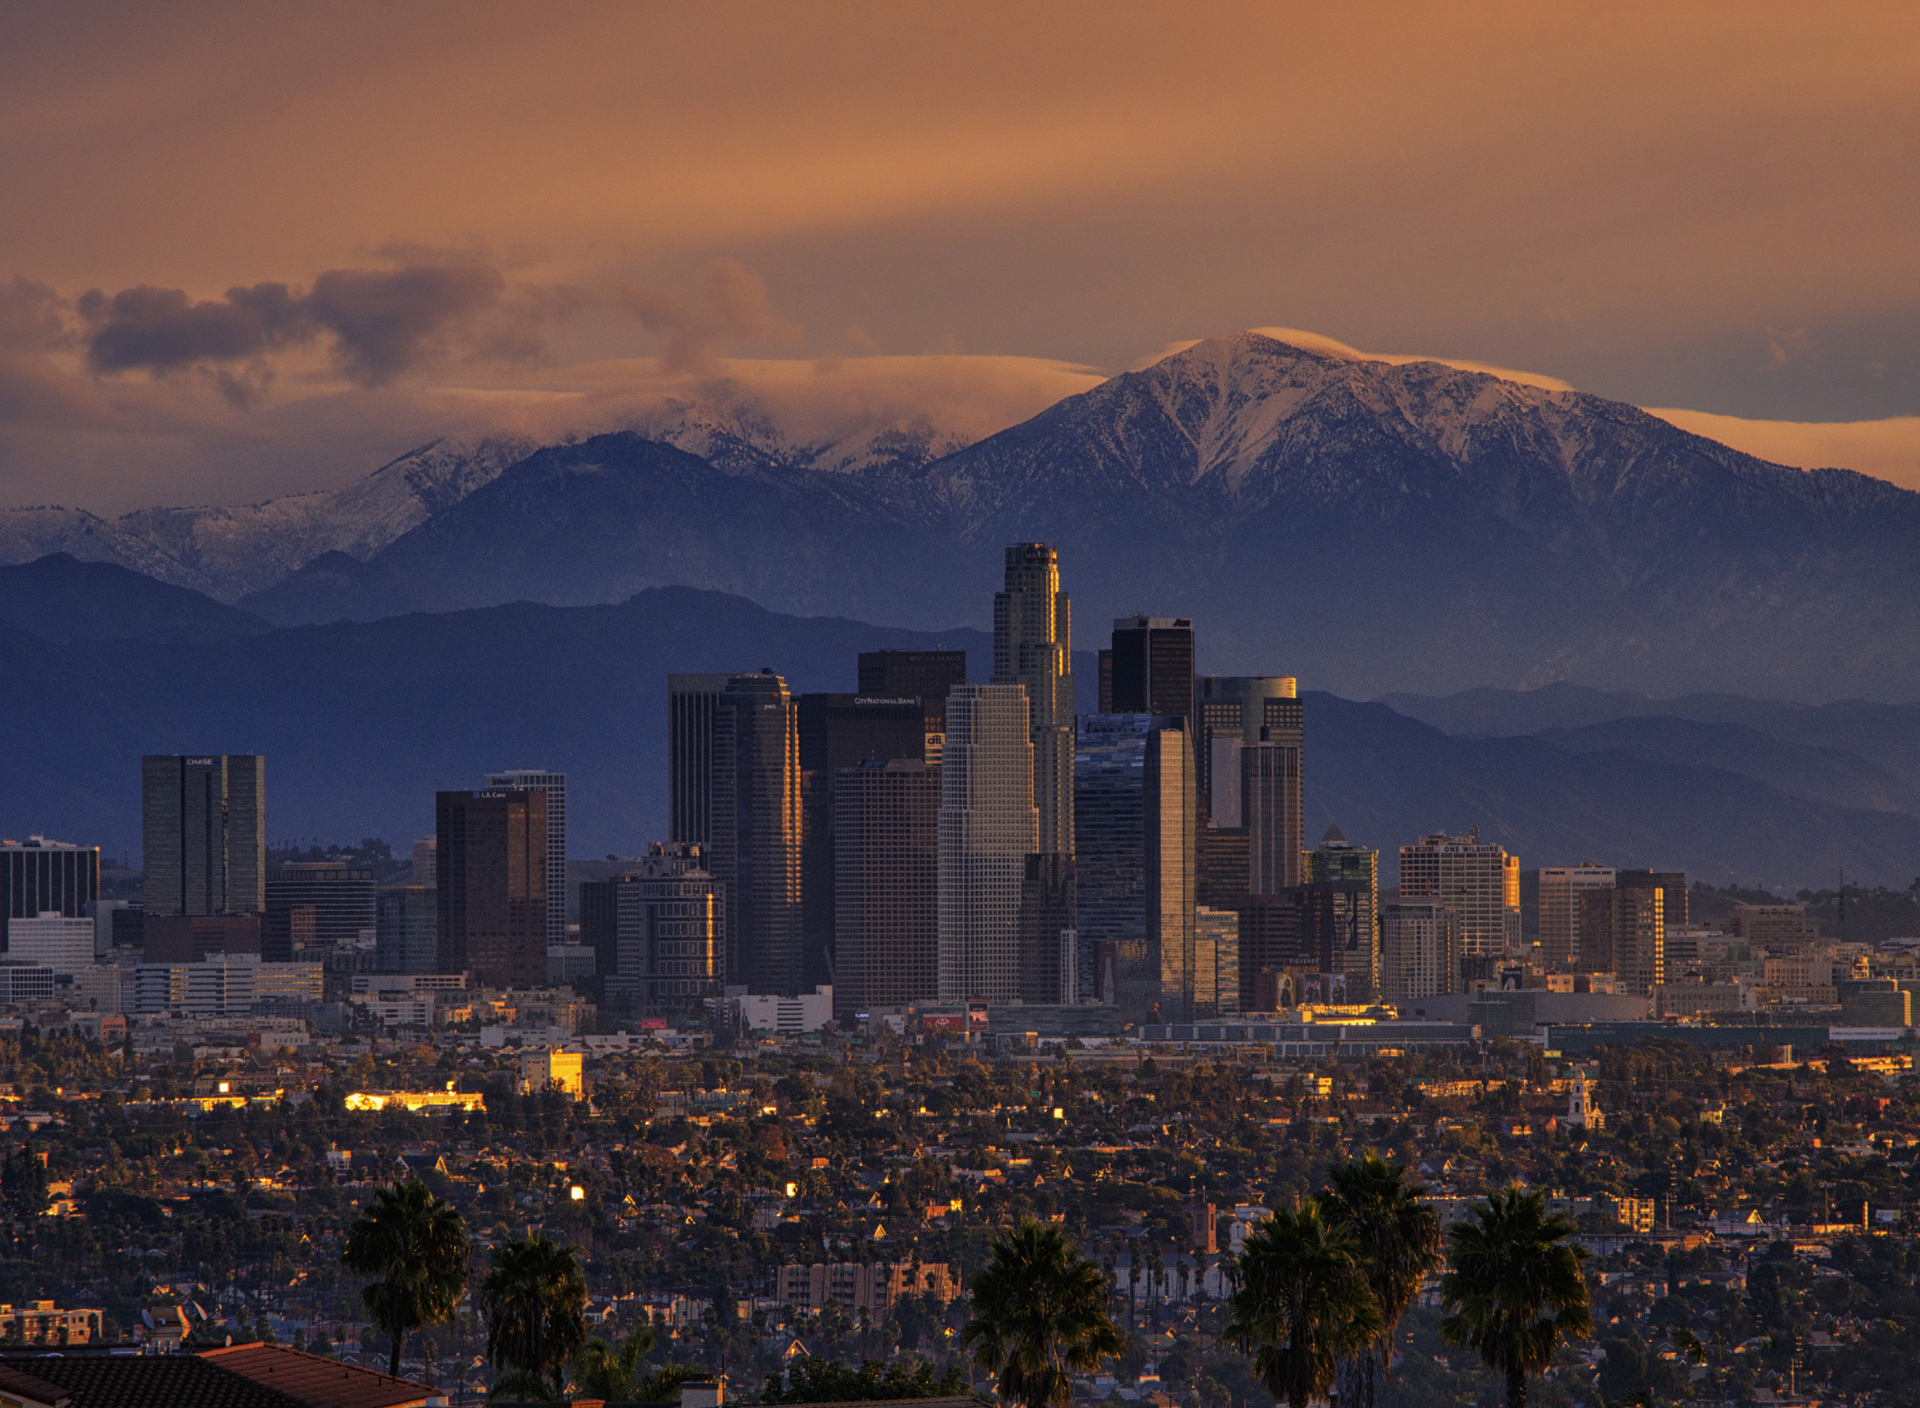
{"left": 1224, "top": 1200, "right": 1382, "bottom": 1408}
{"left": 340, "top": 1177, "right": 470, "bottom": 1378}
{"left": 1438, "top": 1184, "right": 1592, "bottom": 1408}
{"left": 573, "top": 1325, "right": 657, "bottom": 1401}
{"left": 479, "top": 1233, "right": 590, "bottom": 1399}
{"left": 1322, "top": 1155, "right": 1443, "bottom": 1408}
{"left": 962, "top": 1220, "right": 1125, "bottom": 1408}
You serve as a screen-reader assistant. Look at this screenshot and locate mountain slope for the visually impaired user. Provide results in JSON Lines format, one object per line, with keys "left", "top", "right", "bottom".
{"left": 230, "top": 334, "right": 1920, "bottom": 699}
{"left": 0, "top": 554, "right": 272, "bottom": 643}
{"left": 0, "top": 580, "right": 1912, "bottom": 888}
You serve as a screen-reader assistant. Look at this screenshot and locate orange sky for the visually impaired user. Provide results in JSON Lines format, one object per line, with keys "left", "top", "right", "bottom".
{"left": 2, "top": 2, "right": 1917, "bottom": 509}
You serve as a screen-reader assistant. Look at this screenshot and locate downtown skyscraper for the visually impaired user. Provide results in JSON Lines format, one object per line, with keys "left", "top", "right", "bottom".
{"left": 993, "top": 544, "right": 1074, "bottom": 857}
{"left": 484, "top": 769, "right": 568, "bottom": 944}
{"left": 937, "top": 683, "right": 1037, "bottom": 1002}
{"left": 668, "top": 670, "right": 803, "bottom": 994}
{"left": 141, "top": 755, "right": 266, "bottom": 920}
{"left": 436, "top": 787, "right": 547, "bottom": 988}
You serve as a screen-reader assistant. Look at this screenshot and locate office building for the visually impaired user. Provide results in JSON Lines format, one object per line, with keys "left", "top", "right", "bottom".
{"left": 1193, "top": 906, "right": 1241, "bottom": 1019}
{"left": 1245, "top": 736, "right": 1305, "bottom": 893}
{"left": 412, "top": 836, "right": 437, "bottom": 883}
{"left": 1195, "top": 676, "right": 1300, "bottom": 818}
{"left": 87, "top": 897, "right": 130, "bottom": 957}
{"left": 436, "top": 788, "right": 548, "bottom": 989}
{"left": 799, "top": 694, "right": 926, "bottom": 989}
{"left": 1306, "top": 825, "right": 1380, "bottom": 1000}
{"left": 993, "top": 543, "right": 1075, "bottom": 857}
{"left": 375, "top": 886, "right": 439, "bottom": 974}
{"left": 579, "top": 842, "right": 724, "bottom": 1020}
{"left": 5, "top": 912, "right": 95, "bottom": 975}
{"left": 1381, "top": 900, "right": 1460, "bottom": 1003}
{"left": 669, "top": 671, "right": 804, "bottom": 994}
{"left": 857, "top": 649, "right": 967, "bottom": 764}
{"left": 832, "top": 760, "right": 940, "bottom": 1023}
{"left": 1237, "top": 891, "right": 1304, "bottom": 1004}
{"left": 1197, "top": 824, "right": 1250, "bottom": 912}
{"left": 1616, "top": 869, "right": 1688, "bottom": 927}
{"left": 2, "top": 836, "right": 98, "bottom": 954}
{"left": 141, "top": 914, "right": 261, "bottom": 964}
{"left": 1018, "top": 852, "right": 1077, "bottom": 1005}
{"left": 1072, "top": 714, "right": 1196, "bottom": 1022}
{"left": 1538, "top": 865, "right": 1616, "bottom": 965}
{"left": 937, "top": 683, "right": 1038, "bottom": 1002}
{"left": 1109, "top": 616, "right": 1194, "bottom": 723}
{"left": 263, "top": 862, "right": 375, "bottom": 961}
{"left": 141, "top": 755, "right": 265, "bottom": 918}
{"left": 133, "top": 953, "right": 324, "bottom": 1017}
{"left": 485, "top": 771, "right": 568, "bottom": 944}
{"left": 1580, "top": 879, "right": 1665, "bottom": 995}
{"left": 1728, "top": 902, "right": 1818, "bottom": 948}
{"left": 1399, "top": 829, "right": 1520, "bottom": 959}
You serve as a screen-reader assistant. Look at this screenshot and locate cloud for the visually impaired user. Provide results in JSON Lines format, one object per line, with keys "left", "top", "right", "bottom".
{"left": 1132, "top": 328, "right": 1578, "bottom": 393}
{"left": 74, "top": 257, "right": 506, "bottom": 388}
{"left": 1645, "top": 407, "right": 1920, "bottom": 493}
{"left": 612, "top": 260, "right": 803, "bottom": 374}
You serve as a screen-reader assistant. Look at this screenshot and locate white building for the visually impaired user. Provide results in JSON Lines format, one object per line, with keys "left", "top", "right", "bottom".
{"left": 937, "top": 683, "right": 1038, "bottom": 1002}
{"left": 134, "top": 954, "right": 323, "bottom": 1017}
{"left": 1399, "top": 830, "right": 1519, "bottom": 959}
{"left": 6, "top": 912, "right": 96, "bottom": 975}
{"left": 733, "top": 985, "right": 833, "bottom": 1033}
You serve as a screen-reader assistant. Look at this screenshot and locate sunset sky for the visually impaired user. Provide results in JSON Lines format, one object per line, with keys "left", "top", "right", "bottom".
{"left": 3, "top": 2, "right": 1918, "bottom": 510}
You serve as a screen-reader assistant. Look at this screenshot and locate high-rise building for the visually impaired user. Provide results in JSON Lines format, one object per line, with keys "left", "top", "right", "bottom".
{"left": 1072, "top": 714, "right": 1195, "bottom": 1022}
{"left": 2, "top": 836, "right": 98, "bottom": 954}
{"left": 264, "top": 862, "right": 375, "bottom": 961}
{"left": 1195, "top": 676, "right": 1299, "bottom": 818}
{"left": 857, "top": 649, "right": 967, "bottom": 764}
{"left": 1398, "top": 829, "right": 1520, "bottom": 960}
{"left": 484, "top": 771, "right": 569, "bottom": 944}
{"left": 799, "top": 694, "right": 926, "bottom": 990}
{"left": 669, "top": 671, "right": 804, "bottom": 994}
{"left": 1018, "top": 852, "right": 1078, "bottom": 1005}
{"left": 937, "top": 683, "right": 1037, "bottom": 1002}
{"left": 1538, "top": 865, "right": 1616, "bottom": 965}
{"left": 832, "top": 760, "right": 940, "bottom": 1024}
{"left": 1307, "top": 825, "right": 1380, "bottom": 1001}
{"left": 436, "top": 789, "right": 548, "bottom": 988}
{"left": 993, "top": 544, "right": 1074, "bottom": 857}
{"left": 1193, "top": 906, "right": 1241, "bottom": 1019}
{"left": 579, "top": 842, "right": 723, "bottom": 1020}
{"left": 375, "top": 886, "right": 439, "bottom": 974}
{"left": 411, "top": 836, "right": 437, "bottom": 883}
{"left": 1245, "top": 737, "right": 1305, "bottom": 893}
{"left": 141, "top": 755, "right": 265, "bottom": 918}
{"left": 1616, "top": 869, "right": 1688, "bottom": 927}
{"left": 1109, "top": 617, "right": 1194, "bottom": 723}
{"left": 1237, "top": 891, "right": 1304, "bottom": 1006}
{"left": 1610, "top": 883, "right": 1665, "bottom": 996}
{"left": 1381, "top": 900, "right": 1460, "bottom": 1003}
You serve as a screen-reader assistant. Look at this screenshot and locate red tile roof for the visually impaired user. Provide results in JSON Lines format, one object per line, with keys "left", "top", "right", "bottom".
{"left": 199, "top": 1345, "right": 437, "bottom": 1408}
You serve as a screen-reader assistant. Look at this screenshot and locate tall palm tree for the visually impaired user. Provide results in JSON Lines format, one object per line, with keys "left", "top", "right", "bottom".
{"left": 340, "top": 1177, "right": 470, "bottom": 1378}
{"left": 1224, "top": 1199, "right": 1381, "bottom": 1408}
{"left": 479, "top": 1233, "right": 590, "bottom": 1398}
{"left": 962, "top": 1220, "right": 1125, "bottom": 1408}
{"left": 1323, "top": 1155, "right": 1443, "bottom": 1408}
{"left": 1439, "top": 1185, "right": 1592, "bottom": 1408}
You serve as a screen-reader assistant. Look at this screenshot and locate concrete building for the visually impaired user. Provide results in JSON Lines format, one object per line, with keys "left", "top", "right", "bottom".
{"left": 1399, "top": 829, "right": 1519, "bottom": 959}
{"left": 1, "top": 836, "right": 98, "bottom": 955}
{"left": 938, "top": 683, "right": 1038, "bottom": 1003}
{"left": 485, "top": 770, "right": 569, "bottom": 945}
{"left": 133, "top": 954, "right": 323, "bottom": 1016}
{"left": 1193, "top": 906, "right": 1241, "bottom": 1019}
{"left": 992, "top": 543, "right": 1075, "bottom": 858}
{"left": 831, "top": 760, "right": 941, "bottom": 1023}
{"left": 436, "top": 788, "right": 548, "bottom": 989}
{"left": 141, "top": 755, "right": 265, "bottom": 919}
{"left": 4, "top": 912, "right": 94, "bottom": 975}
{"left": 579, "top": 842, "right": 724, "bottom": 1020}
{"left": 777, "top": 1261, "right": 960, "bottom": 1315}
{"left": 1381, "top": 899, "right": 1460, "bottom": 1003}
{"left": 521, "top": 1047, "right": 584, "bottom": 1096}
{"left": 1244, "top": 736, "right": 1305, "bottom": 894}
{"left": 1072, "top": 714, "right": 1195, "bottom": 1021}
{"left": 1194, "top": 675, "right": 1300, "bottom": 821}
{"left": 1538, "top": 864, "right": 1615, "bottom": 965}
{"left": 1730, "top": 903, "right": 1820, "bottom": 948}
{"left": 733, "top": 985, "right": 834, "bottom": 1033}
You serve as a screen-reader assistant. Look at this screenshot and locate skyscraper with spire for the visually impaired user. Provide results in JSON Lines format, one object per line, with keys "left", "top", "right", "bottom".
{"left": 993, "top": 543, "right": 1075, "bottom": 857}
